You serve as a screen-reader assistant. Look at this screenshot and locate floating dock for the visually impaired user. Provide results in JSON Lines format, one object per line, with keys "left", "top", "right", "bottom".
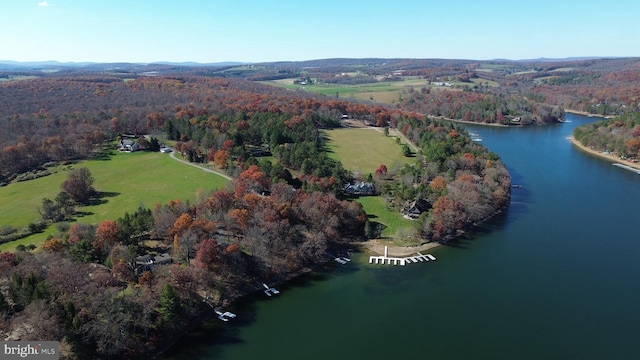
{"left": 215, "top": 309, "right": 236, "bottom": 322}
{"left": 334, "top": 257, "right": 351, "bottom": 265}
{"left": 368, "top": 246, "right": 436, "bottom": 266}
{"left": 263, "top": 283, "right": 280, "bottom": 296}
{"left": 613, "top": 163, "right": 640, "bottom": 175}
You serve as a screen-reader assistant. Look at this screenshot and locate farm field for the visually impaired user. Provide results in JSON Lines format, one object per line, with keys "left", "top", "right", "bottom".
{"left": 470, "top": 77, "right": 500, "bottom": 87}
{"left": 0, "top": 75, "right": 39, "bottom": 82}
{"left": 261, "top": 77, "right": 472, "bottom": 104}
{"left": 324, "top": 127, "right": 412, "bottom": 175}
{"left": 0, "top": 151, "right": 229, "bottom": 251}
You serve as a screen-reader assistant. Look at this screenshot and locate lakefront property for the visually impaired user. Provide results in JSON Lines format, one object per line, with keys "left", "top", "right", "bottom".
{"left": 1, "top": 56, "right": 639, "bottom": 359}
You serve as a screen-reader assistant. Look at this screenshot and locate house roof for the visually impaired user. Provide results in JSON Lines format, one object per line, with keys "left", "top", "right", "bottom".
{"left": 154, "top": 253, "right": 172, "bottom": 263}
{"left": 135, "top": 254, "right": 153, "bottom": 264}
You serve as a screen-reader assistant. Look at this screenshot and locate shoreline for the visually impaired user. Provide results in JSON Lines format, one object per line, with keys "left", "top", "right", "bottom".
{"left": 564, "top": 109, "right": 614, "bottom": 119}
{"left": 431, "top": 115, "right": 510, "bottom": 127}
{"left": 361, "top": 239, "right": 441, "bottom": 257}
{"left": 569, "top": 136, "right": 640, "bottom": 171}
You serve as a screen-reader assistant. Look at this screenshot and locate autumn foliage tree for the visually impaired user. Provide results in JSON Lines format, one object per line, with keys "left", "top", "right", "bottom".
{"left": 41, "top": 237, "right": 66, "bottom": 253}
{"left": 95, "top": 220, "right": 120, "bottom": 246}
{"left": 170, "top": 213, "right": 193, "bottom": 236}
{"left": 213, "top": 149, "right": 229, "bottom": 169}
{"left": 429, "top": 176, "right": 447, "bottom": 192}
{"left": 61, "top": 167, "right": 96, "bottom": 204}
{"left": 194, "top": 238, "right": 219, "bottom": 269}
{"left": 93, "top": 220, "right": 120, "bottom": 259}
{"left": 374, "top": 164, "right": 388, "bottom": 178}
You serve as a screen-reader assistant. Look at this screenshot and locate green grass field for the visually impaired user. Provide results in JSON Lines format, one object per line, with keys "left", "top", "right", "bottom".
{"left": 325, "top": 128, "right": 412, "bottom": 175}
{"left": 357, "top": 196, "right": 418, "bottom": 242}
{"left": 0, "top": 151, "right": 229, "bottom": 251}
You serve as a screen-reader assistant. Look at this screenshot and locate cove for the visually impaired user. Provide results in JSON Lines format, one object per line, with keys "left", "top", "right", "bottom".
{"left": 164, "top": 113, "right": 640, "bottom": 359}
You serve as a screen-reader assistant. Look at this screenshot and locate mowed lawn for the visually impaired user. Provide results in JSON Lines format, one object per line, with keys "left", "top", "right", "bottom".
{"left": 0, "top": 151, "right": 229, "bottom": 251}
{"left": 325, "top": 128, "right": 411, "bottom": 175}
{"left": 357, "top": 196, "right": 418, "bottom": 242}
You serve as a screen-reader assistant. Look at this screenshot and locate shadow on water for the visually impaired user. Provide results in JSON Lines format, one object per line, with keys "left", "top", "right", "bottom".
{"left": 503, "top": 165, "right": 532, "bottom": 223}
{"left": 162, "top": 260, "right": 361, "bottom": 360}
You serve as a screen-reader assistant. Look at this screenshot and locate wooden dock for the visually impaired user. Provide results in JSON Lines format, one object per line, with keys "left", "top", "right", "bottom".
{"left": 369, "top": 246, "right": 436, "bottom": 266}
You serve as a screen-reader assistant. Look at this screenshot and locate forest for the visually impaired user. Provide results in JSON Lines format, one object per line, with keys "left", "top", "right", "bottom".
{"left": 3, "top": 56, "right": 636, "bottom": 358}
{"left": 573, "top": 111, "right": 640, "bottom": 158}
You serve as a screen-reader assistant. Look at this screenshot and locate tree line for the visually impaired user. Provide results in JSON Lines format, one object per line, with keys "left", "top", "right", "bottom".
{"left": 573, "top": 111, "right": 640, "bottom": 159}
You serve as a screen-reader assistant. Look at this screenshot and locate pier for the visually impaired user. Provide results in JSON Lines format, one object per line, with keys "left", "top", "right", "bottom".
{"left": 369, "top": 246, "right": 436, "bottom": 266}
{"left": 613, "top": 163, "right": 640, "bottom": 175}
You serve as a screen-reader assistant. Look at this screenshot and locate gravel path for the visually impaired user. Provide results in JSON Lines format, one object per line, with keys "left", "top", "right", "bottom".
{"left": 168, "top": 149, "right": 232, "bottom": 180}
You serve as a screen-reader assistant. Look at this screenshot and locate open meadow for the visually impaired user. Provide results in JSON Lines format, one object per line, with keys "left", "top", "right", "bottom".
{"left": 324, "top": 127, "right": 412, "bottom": 175}
{"left": 0, "top": 151, "right": 229, "bottom": 251}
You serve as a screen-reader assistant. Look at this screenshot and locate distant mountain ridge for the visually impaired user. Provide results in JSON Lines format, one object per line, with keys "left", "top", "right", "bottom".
{"left": 0, "top": 60, "right": 248, "bottom": 70}
{"left": 0, "top": 57, "right": 622, "bottom": 70}
{"left": 511, "top": 56, "right": 614, "bottom": 62}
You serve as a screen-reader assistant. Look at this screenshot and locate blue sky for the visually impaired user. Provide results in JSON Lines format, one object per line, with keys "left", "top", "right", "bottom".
{"left": 1, "top": 0, "right": 638, "bottom": 63}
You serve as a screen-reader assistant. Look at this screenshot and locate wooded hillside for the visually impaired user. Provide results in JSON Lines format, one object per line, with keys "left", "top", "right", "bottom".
{"left": 0, "top": 64, "right": 513, "bottom": 359}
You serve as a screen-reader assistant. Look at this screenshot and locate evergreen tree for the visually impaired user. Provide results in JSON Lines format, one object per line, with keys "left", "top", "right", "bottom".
{"left": 159, "top": 283, "right": 182, "bottom": 324}
{"left": 148, "top": 137, "right": 161, "bottom": 152}
{"left": 403, "top": 144, "right": 412, "bottom": 157}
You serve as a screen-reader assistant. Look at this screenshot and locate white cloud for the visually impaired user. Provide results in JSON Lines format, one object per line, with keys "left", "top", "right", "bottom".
{"left": 37, "top": 1, "right": 49, "bottom": 6}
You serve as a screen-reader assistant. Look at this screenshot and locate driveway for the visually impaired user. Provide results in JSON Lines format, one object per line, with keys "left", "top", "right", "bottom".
{"left": 168, "top": 149, "right": 232, "bottom": 181}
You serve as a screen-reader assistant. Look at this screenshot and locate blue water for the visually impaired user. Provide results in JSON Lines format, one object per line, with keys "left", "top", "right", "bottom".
{"left": 166, "top": 113, "right": 640, "bottom": 360}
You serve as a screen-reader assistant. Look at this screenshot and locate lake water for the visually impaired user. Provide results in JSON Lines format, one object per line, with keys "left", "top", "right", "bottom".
{"left": 165, "top": 113, "right": 640, "bottom": 359}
